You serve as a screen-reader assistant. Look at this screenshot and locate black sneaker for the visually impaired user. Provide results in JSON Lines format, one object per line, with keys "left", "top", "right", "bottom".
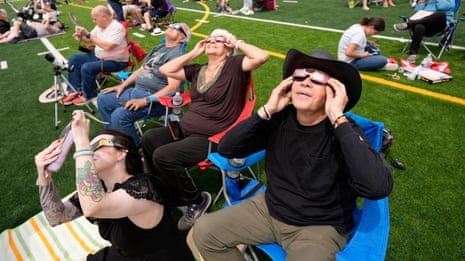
{"left": 177, "top": 191, "right": 212, "bottom": 230}
{"left": 393, "top": 23, "right": 408, "bottom": 32}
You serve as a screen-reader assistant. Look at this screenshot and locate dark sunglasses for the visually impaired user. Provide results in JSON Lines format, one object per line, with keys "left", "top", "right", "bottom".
{"left": 292, "top": 68, "right": 330, "bottom": 86}
{"left": 168, "top": 23, "right": 187, "bottom": 37}
{"left": 205, "top": 36, "right": 227, "bottom": 44}
{"left": 91, "top": 139, "right": 125, "bottom": 152}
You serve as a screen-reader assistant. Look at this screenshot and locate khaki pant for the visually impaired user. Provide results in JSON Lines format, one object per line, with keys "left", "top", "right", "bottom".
{"left": 191, "top": 192, "right": 348, "bottom": 261}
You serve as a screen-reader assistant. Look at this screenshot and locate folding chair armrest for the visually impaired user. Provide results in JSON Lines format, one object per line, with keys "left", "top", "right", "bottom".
{"left": 158, "top": 91, "right": 191, "bottom": 107}
{"left": 207, "top": 150, "right": 265, "bottom": 172}
{"left": 115, "top": 71, "right": 132, "bottom": 81}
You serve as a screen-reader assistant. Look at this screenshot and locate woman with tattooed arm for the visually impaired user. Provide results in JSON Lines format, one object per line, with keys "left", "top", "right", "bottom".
{"left": 34, "top": 110, "right": 194, "bottom": 261}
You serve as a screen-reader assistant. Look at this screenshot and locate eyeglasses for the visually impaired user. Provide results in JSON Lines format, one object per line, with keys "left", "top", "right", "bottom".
{"left": 292, "top": 68, "right": 330, "bottom": 86}
{"left": 168, "top": 23, "right": 187, "bottom": 37}
{"left": 205, "top": 36, "right": 227, "bottom": 44}
{"left": 91, "top": 139, "right": 125, "bottom": 152}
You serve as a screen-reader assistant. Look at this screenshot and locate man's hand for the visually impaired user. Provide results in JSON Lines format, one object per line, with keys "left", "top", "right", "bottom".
{"left": 101, "top": 85, "right": 125, "bottom": 97}
{"left": 325, "top": 78, "right": 348, "bottom": 122}
{"left": 124, "top": 98, "right": 147, "bottom": 111}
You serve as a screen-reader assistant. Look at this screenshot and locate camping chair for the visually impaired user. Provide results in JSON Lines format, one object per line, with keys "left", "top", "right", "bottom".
{"left": 213, "top": 112, "right": 390, "bottom": 261}
{"left": 194, "top": 72, "right": 258, "bottom": 207}
{"left": 134, "top": 82, "right": 191, "bottom": 136}
{"left": 399, "top": 0, "right": 461, "bottom": 59}
{"left": 120, "top": 38, "right": 189, "bottom": 136}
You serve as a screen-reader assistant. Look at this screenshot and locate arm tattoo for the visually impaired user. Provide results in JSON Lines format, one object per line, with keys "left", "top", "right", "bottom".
{"left": 77, "top": 160, "right": 104, "bottom": 202}
{"left": 39, "top": 182, "right": 82, "bottom": 227}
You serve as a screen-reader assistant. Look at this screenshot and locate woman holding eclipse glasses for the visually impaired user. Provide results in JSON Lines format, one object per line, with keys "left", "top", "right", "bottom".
{"left": 141, "top": 28, "right": 269, "bottom": 231}
{"left": 34, "top": 110, "right": 194, "bottom": 261}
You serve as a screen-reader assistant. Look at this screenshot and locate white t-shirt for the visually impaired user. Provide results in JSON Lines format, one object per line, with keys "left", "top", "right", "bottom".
{"left": 337, "top": 24, "right": 366, "bottom": 63}
{"left": 91, "top": 20, "right": 129, "bottom": 62}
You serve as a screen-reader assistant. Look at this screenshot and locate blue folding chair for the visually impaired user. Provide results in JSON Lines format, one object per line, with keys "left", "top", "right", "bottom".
{"left": 211, "top": 112, "right": 390, "bottom": 261}
{"left": 399, "top": 0, "right": 461, "bottom": 59}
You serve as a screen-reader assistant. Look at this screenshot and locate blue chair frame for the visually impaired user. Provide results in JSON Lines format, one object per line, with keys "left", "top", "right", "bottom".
{"left": 209, "top": 112, "right": 390, "bottom": 261}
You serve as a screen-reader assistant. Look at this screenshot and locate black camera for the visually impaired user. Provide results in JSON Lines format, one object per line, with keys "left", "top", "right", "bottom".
{"left": 45, "top": 54, "right": 68, "bottom": 71}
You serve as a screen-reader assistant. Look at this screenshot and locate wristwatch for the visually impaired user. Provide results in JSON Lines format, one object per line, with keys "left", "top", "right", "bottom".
{"left": 145, "top": 96, "right": 152, "bottom": 105}
{"left": 86, "top": 32, "right": 91, "bottom": 39}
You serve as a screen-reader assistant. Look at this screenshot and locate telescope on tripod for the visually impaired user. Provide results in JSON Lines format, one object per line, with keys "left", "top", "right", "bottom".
{"left": 43, "top": 53, "right": 94, "bottom": 129}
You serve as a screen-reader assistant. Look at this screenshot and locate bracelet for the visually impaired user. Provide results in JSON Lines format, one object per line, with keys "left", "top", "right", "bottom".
{"left": 235, "top": 40, "right": 243, "bottom": 50}
{"left": 333, "top": 114, "right": 347, "bottom": 128}
{"left": 262, "top": 105, "right": 271, "bottom": 120}
{"left": 151, "top": 96, "right": 158, "bottom": 102}
{"left": 73, "top": 148, "right": 94, "bottom": 159}
{"left": 75, "top": 148, "right": 93, "bottom": 153}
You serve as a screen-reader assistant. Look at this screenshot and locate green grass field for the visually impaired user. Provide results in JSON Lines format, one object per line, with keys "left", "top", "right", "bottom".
{"left": 0, "top": 0, "right": 464, "bottom": 259}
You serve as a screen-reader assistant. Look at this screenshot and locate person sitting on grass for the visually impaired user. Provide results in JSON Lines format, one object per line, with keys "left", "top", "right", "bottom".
{"left": 338, "top": 16, "right": 397, "bottom": 71}
{"left": 97, "top": 23, "right": 191, "bottom": 147}
{"left": 34, "top": 110, "right": 195, "bottom": 261}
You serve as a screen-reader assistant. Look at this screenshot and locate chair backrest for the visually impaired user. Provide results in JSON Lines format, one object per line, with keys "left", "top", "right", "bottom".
{"left": 196, "top": 72, "right": 255, "bottom": 171}
{"left": 256, "top": 113, "right": 390, "bottom": 261}
{"left": 426, "top": 0, "right": 461, "bottom": 35}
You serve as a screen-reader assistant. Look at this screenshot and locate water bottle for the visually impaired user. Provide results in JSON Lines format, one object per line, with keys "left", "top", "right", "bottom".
{"left": 422, "top": 54, "right": 433, "bottom": 69}
{"left": 171, "top": 92, "right": 183, "bottom": 118}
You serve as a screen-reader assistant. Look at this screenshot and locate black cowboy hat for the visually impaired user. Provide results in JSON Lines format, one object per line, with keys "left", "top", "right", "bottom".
{"left": 283, "top": 48, "right": 362, "bottom": 112}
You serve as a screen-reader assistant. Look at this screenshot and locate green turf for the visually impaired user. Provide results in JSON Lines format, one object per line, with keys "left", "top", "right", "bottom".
{"left": 1, "top": 0, "right": 464, "bottom": 260}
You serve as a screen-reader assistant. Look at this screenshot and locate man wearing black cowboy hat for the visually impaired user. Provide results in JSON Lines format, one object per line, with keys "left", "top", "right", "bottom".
{"left": 191, "top": 49, "right": 393, "bottom": 260}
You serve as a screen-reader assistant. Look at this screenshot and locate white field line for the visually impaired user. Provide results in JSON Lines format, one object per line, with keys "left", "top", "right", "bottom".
{"left": 177, "top": 7, "right": 465, "bottom": 51}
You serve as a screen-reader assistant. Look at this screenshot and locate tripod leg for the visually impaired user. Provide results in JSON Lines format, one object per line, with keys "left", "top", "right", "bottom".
{"left": 54, "top": 75, "right": 60, "bottom": 129}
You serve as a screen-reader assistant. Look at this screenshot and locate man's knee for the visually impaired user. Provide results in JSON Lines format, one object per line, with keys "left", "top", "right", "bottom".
{"left": 192, "top": 215, "right": 214, "bottom": 248}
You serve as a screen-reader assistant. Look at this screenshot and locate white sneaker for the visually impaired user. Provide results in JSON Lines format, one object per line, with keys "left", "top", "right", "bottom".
{"left": 242, "top": 9, "right": 254, "bottom": 15}
{"left": 381, "top": 63, "right": 399, "bottom": 71}
{"left": 239, "top": 7, "right": 248, "bottom": 14}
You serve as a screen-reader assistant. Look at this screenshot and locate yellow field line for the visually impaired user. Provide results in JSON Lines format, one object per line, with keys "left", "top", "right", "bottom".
{"left": 361, "top": 74, "right": 465, "bottom": 106}
{"left": 69, "top": 2, "right": 465, "bottom": 107}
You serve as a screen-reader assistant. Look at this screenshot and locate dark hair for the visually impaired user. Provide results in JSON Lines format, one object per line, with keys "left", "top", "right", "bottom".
{"left": 360, "top": 16, "right": 385, "bottom": 32}
{"left": 91, "top": 129, "right": 143, "bottom": 176}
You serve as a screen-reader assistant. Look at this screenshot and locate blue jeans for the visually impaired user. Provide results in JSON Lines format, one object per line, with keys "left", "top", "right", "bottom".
{"left": 67, "top": 52, "right": 128, "bottom": 99}
{"left": 107, "top": 0, "right": 125, "bottom": 21}
{"left": 97, "top": 87, "right": 166, "bottom": 146}
{"left": 351, "top": 55, "right": 387, "bottom": 71}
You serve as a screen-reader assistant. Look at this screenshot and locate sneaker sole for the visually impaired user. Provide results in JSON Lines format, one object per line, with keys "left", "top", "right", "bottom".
{"left": 177, "top": 192, "right": 212, "bottom": 230}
